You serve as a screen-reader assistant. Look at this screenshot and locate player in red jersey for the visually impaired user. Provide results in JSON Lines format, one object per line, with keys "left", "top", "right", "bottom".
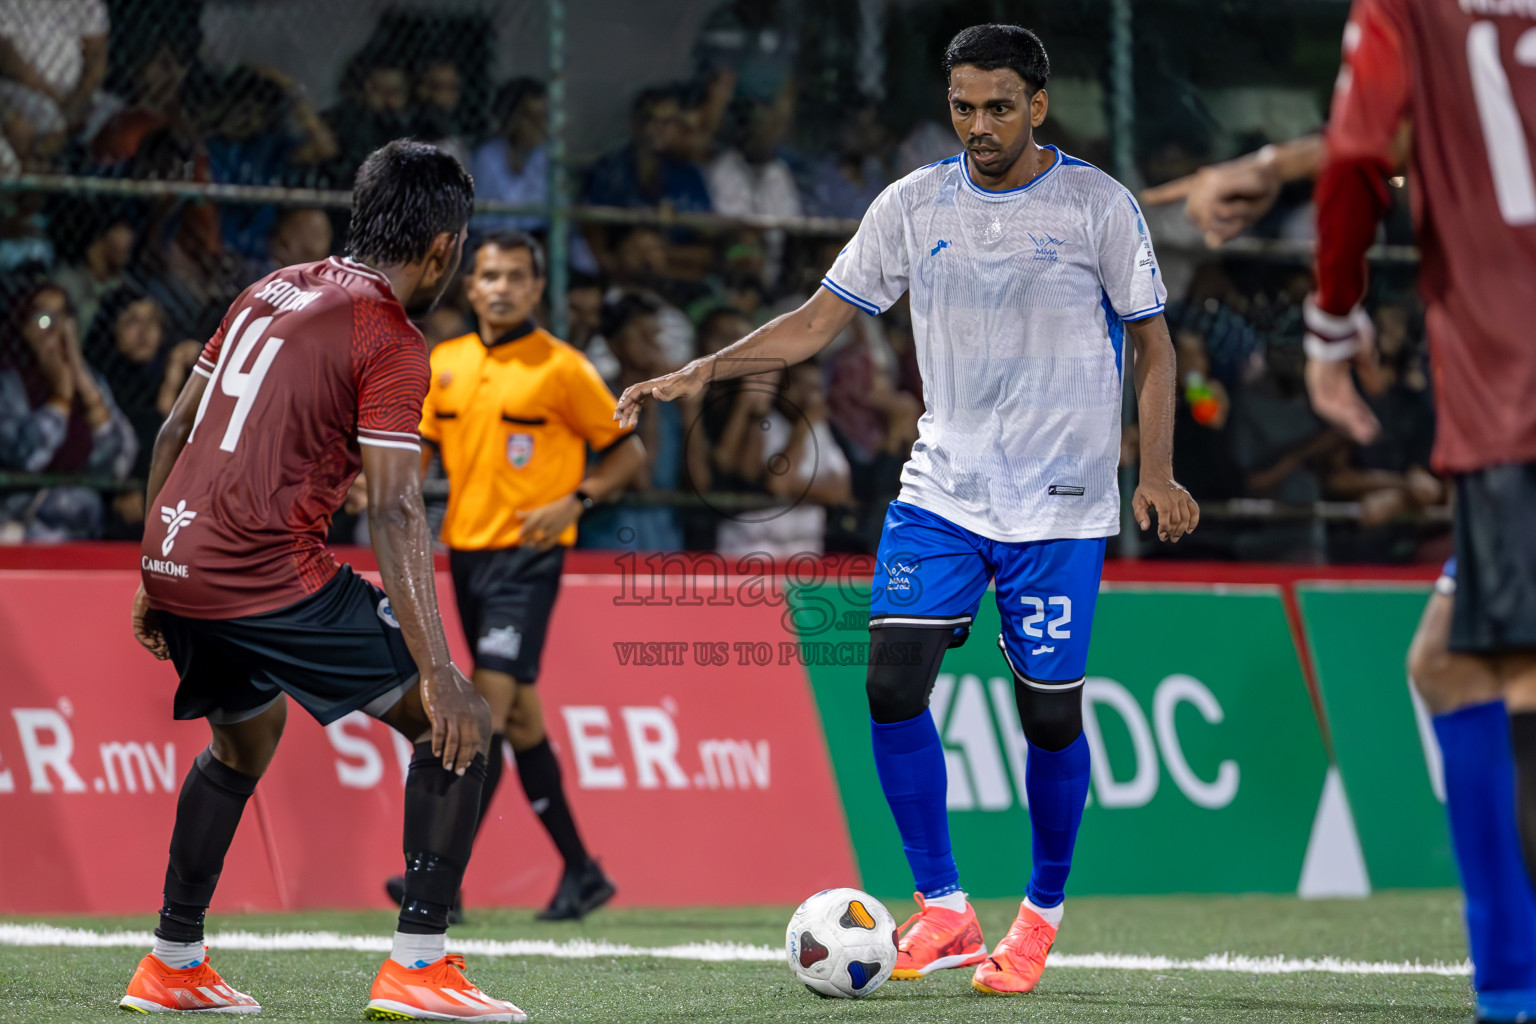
{"left": 1144, "top": 6, "right": 1536, "bottom": 1018}
{"left": 119, "top": 141, "right": 527, "bottom": 1022}
{"left": 1292, "top": 2, "right": 1536, "bottom": 1021}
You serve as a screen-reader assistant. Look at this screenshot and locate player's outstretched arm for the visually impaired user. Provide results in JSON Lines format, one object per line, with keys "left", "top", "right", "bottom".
{"left": 1140, "top": 135, "right": 1324, "bottom": 248}
{"left": 614, "top": 287, "right": 858, "bottom": 430}
{"left": 1127, "top": 314, "right": 1199, "bottom": 543}
{"left": 363, "top": 443, "right": 488, "bottom": 775}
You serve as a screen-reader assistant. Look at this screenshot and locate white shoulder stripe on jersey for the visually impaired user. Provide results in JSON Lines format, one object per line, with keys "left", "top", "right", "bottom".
{"left": 191, "top": 366, "right": 212, "bottom": 379}
{"left": 358, "top": 436, "right": 421, "bottom": 452}
{"left": 1121, "top": 303, "right": 1166, "bottom": 322}
{"left": 821, "top": 275, "right": 882, "bottom": 316}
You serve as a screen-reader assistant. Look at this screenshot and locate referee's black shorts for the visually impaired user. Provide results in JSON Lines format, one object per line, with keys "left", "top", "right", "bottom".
{"left": 1451, "top": 461, "right": 1536, "bottom": 655}
{"left": 450, "top": 545, "right": 565, "bottom": 682}
{"left": 159, "top": 566, "right": 418, "bottom": 726}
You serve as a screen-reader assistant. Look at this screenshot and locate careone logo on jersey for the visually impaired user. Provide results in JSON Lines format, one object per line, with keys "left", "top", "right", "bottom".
{"left": 507, "top": 432, "right": 534, "bottom": 469}
{"left": 159, "top": 500, "right": 197, "bottom": 556}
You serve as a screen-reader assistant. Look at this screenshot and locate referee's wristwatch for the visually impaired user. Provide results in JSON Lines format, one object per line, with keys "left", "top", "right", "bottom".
{"left": 573, "top": 489, "right": 596, "bottom": 514}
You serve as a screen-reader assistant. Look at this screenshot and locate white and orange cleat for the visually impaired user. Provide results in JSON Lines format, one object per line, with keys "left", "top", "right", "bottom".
{"left": 365, "top": 954, "right": 527, "bottom": 1022}
{"left": 971, "top": 900, "right": 1059, "bottom": 995}
{"left": 889, "top": 893, "right": 988, "bottom": 980}
{"left": 118, "top": 951, "right": 261, "bottom": 1014}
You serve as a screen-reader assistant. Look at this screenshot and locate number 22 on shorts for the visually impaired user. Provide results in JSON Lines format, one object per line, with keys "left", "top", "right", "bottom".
{"left": 1020, "top": 595, "right": 1072, "bottom": 639}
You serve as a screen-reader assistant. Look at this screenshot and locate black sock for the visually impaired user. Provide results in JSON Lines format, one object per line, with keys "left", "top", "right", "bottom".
{"left": 398, "top": 741, "right": 486, "bottom": 934}
{"left": 1512, "top": 712, "right": 1536, "bottom": 888}
{"left": 515, "top": 738, "right": 589, "bottom": 872}
{"left": 471, "top": 733, "right": 507, "bottom": 840}
{"left": 156, "top": 749, "right": 259, "bottom": 943}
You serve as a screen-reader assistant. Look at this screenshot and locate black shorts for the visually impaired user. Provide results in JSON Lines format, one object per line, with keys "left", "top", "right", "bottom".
{"left": 159, "top": 566, "right": 418, "bottom": 726}
{"left": 450, "top": 545, "right": 564, "bottom": 682}
{"left": 1451, "top": 461, "right": 1536, "bottom": 655}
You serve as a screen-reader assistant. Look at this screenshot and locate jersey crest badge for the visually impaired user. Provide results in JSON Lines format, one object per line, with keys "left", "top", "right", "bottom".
{"left": 507, "top": 432, "right": 534, "bottom": 469}
{"left": 438, "top": 371, "right": 454, "bottom": 388}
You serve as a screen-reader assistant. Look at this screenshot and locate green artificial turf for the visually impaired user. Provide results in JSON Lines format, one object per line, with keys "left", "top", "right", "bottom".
{"left": 0, "top": 892, "right": 1475, "bottom": 1023}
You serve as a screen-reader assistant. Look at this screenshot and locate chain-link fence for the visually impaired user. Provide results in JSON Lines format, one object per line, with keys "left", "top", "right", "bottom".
{"left": 0, "top": 0, "right": 1445, "bottom": 562}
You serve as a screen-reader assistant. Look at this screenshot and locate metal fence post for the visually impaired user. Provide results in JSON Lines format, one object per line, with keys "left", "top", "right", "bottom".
{"left": 546, "top": 0, "right": 570, "bottom": 340}
{"left": 1110, "top": 0, "right": 1141, "bottom": 559}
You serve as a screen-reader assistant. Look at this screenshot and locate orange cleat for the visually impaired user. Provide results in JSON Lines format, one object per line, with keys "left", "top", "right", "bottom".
{"left": 365, "top": 954, "right": 527, "bottom": 1022}
{"left": 118, "top": 951, "right": 261, "bottom": 1014}
{"left": 972, "top": 901, "right": 1058, "bottom": 994}
{"left": 889, "top": 893, "right": 988, "bottom": 980}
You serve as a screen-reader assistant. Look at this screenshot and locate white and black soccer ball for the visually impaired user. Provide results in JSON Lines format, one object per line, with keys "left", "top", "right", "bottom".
{"left": 785, "top": 887, "right": 898, "bottom": 998}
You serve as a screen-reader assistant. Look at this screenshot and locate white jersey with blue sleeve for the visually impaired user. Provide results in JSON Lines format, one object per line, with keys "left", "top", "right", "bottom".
{"left": 823, "top": 146, "right": 1166, "bottom": 543}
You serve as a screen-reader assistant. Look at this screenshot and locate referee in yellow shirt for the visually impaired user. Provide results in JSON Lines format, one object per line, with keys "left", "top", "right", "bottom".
{"left": 400, "top": 230, "right": 644, "bottom": 920}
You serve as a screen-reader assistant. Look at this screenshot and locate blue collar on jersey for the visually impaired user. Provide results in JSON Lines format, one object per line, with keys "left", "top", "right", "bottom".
{"left": 959, "top": 144, "right": 1063, "bottom": 200}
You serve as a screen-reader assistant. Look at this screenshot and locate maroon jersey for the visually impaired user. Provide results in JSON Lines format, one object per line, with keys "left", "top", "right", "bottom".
{"left": 1321, "top": 0, "right": 1536, "bottom": 472}
{"left": 141, "top": 257, "right": 427, "bottom": 618}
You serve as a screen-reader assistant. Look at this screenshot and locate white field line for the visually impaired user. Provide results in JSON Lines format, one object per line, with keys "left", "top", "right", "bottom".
{"left": 0, "top": 924, "right": 1470, "bottom": 976}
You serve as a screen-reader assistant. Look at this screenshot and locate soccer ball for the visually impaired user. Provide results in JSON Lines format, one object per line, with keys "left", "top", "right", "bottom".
{"left": 785, "top": 888, "right": 898, "bottom": 998}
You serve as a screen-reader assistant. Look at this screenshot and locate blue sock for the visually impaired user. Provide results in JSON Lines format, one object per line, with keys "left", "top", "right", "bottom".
{"left": 1433, "top": 702, "right": 1536, "bottom": 1003}
{"left": 870, "top": 712, "right": 959, "bottom": 897}
{"left": 1024, "top": 733, "right": 1091, "bottom": 909}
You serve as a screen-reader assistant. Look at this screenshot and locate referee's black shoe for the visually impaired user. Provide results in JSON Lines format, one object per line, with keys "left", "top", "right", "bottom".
{"left": 385, "top": 875, "right": 465, "bottom": 926}
{"left": 536, "top": 860, "right": 616, "bottom": 921}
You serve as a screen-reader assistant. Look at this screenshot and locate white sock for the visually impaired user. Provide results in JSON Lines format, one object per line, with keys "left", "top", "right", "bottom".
{"left": 1024, "top": 896, "right": 1063, "bottom": 928}
{"left": 390, "top": 931, "right": 447, "bottom": 969}
{"left": 151, "top": 938, "right": 204, "bottom": 969}
{"left": 926, "top": 890, "right": 968, "bottom": 913}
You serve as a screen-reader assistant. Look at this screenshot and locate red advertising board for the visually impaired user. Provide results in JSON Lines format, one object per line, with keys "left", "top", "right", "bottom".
{"left": 0, "top": 566, "right": 856, "bottom": 913}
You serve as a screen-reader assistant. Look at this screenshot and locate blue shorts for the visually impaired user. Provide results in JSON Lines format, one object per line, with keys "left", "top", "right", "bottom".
{"left": 869, "top": 501, "right": 1107, "bottom": 684}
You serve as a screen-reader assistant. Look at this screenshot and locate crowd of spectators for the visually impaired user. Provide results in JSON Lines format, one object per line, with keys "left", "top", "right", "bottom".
{"left": 0, "top": 0, "right": 1447, "bottom": 563}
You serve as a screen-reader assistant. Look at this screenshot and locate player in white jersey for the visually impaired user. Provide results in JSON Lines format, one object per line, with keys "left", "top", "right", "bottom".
{"left": 616, "top": 23, "right": 1197, "bottom": 997}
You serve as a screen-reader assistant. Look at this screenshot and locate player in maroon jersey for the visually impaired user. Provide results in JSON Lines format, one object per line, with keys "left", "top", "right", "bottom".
{"left": 1306, "top": 2, "right": 1536, "bottom": 1020}
{"left": 1144, "top": 4, "right": 1536, "bottom": 1018}
{"left": 119, "top": 141, "right": 528, "bottom": 1021}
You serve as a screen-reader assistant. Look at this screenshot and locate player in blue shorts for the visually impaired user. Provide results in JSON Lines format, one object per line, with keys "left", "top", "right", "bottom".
{"left": 616, "top": 23, "right": 1197, "bottom": 995}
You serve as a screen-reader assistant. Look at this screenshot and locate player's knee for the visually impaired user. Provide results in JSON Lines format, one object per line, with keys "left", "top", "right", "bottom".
{"left": 864, "top": 660, "right": 932, "bottom": 725}
{"left": 1408, "top": 634, "right": 1461, "bottom": 714}
{"left": 865, "top": 626, "right": 951, "bottom": 724}
{"left": 207, "top": 701, "right": 285, "bottom": 778}
{"left": 208, "top": 729, "right": 281, "bottom": 779}
{"left": 504, "top": 716, "right": 545, "bottom": 751}
{"left": 1014, "top": 681, "right": 1084, "bottom": 752}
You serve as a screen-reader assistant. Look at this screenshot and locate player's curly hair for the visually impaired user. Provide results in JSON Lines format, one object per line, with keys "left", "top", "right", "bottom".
{"left": 943, "top": 24, "right": 1050, "bottom": 93}
{"left": 347, "top": 140, "right": 475, "bottom": 266}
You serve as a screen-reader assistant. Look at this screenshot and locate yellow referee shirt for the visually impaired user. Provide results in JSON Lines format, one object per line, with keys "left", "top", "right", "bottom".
{"left": 419, "top": 324, "right": 630, "bottom": 550}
